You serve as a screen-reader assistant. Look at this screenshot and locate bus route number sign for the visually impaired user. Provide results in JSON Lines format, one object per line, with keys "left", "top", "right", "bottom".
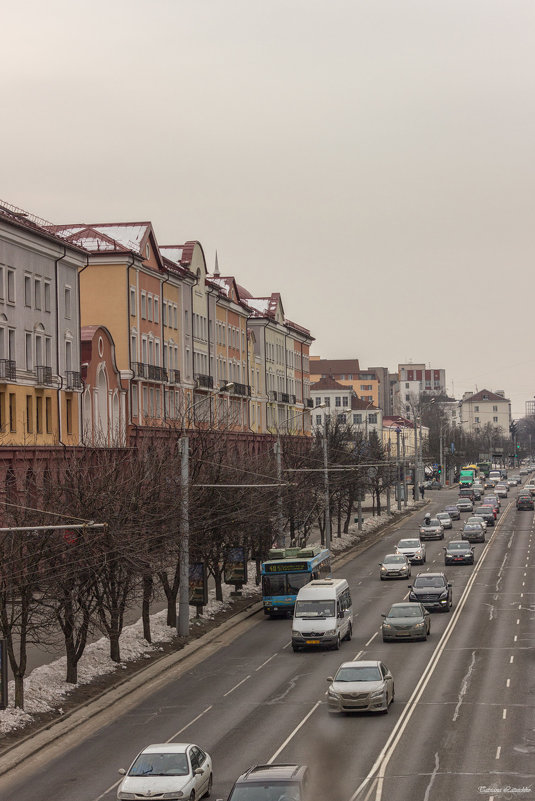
{"left": 265, "top": 561, "right": 308, "bottom": 573}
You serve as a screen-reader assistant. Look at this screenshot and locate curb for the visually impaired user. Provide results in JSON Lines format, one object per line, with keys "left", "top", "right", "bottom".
{"left": 0, "top": 501, "right": 428, "bottom": 774}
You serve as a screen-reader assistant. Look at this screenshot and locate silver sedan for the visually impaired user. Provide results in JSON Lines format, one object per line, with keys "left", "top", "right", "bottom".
{"left": 327, "top": 660, "right": 394, "bottom": 714}
{"left": 379, "top": 553, "right": 411, "bottom": 580}
{"left": 381, "top": 602, "right": 430, "bottom": 641}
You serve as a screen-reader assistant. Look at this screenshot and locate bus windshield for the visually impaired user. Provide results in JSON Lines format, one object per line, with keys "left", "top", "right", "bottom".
{"left": 262, "top": 572, "right": 311, "bottom": 596}
{"left": 294, "top": 599, "right": 336, "bottom": 618}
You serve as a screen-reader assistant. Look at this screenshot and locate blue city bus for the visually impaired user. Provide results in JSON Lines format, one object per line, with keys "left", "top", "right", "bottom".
{"left": 261, "top": 546, "right": 332, "bottom": 617}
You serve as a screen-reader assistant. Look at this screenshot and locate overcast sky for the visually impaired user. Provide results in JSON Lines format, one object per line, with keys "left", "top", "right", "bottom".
{"left": 2, "top": 1, "right": 534, "bottom": 416}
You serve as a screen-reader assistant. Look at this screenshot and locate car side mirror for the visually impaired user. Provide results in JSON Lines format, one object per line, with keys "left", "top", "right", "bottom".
{"left": 408, "top": 585, "right": 412, "bottom": 588}
{"left": 195, "top": 768, "right": 204, "bottom": 775}
{"left": 448, "top": 582, "right": 452, "bottom": 587}
{"left": 378, "top": 563, "right": 383, "bottom": 567}
{"left": 381, "top": 613, "right": 386, "bottom": 618}
{"left": 118, "top": 769, "right": 126, "bottom": 776}
{"left": 327, "top": 676, "right": 334, "bottom": 682}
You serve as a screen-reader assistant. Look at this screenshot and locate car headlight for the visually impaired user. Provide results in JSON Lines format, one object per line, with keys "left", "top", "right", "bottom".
{"left": 409, "top": 592, "right": 416, "bottom": 600}
{"left": 382, "top": 623, "right": 392, "bottom": 629}
{"left": 117, "top": 795, "right": 136, "bottom": 801}
{"left": 371, "top": 689, "right": 385, "bottom": 699}
{"left": 439, "top": 590, "right": 448, "bottom": 599}
{"left": 163, "top": 794, "right": 184, "bottom": 800}
{"left": 324, "top": 629, "right": 336, "bottom": 636}
{"left": 380, "top": 566, "right": 387, "bottom": 572}
{"left": 328, "top": 688, "right": 340, "bottom": 698}
{"left": 292, "top": 630, "right": 300, "bottom": 637}
{"left": 414, "top": 621, "right": 425, "bottom": 628}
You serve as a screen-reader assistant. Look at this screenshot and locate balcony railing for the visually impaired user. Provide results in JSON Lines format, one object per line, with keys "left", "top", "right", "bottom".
{"left": 268, "top": 391, "right": 280, "bottom": 402}
{"left": 132, "top": 362, "right": 148, "bottom": 379}
{"left": 0, "top": 359, "right": 16, "bottom": 381}
{"left": 131, "top": 362, "right": 167, "bottom": 382}
{"left": 232, "top": 382, "right": 251, "bottom": 397}
{"left": 36, "top": 365, "right": 53, "bottom": 386}
{"left": 168, "top": 369, "right": 181, "bottom": 384}
{"left": 65, "top": 370, "right": 82, "bottom": 390}
{"left": 195, "top": 373, "right": 214, "bottom": 390}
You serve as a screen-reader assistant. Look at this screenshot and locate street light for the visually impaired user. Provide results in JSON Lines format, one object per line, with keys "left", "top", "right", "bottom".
{"left": 177, "top": 381, "right": 234, "bottom": 638}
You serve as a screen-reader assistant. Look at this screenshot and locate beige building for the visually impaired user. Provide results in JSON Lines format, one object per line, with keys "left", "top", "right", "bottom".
{"left": 460, "top": 389, "right": 511, "bottom": 435}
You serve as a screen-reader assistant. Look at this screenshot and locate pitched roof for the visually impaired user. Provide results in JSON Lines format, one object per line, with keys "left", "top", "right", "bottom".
{"left": 383, "top": 415, "right": 415, "bottom": 429}
{"left": 310, "top": 376, "right": 349, "bottom": 391}
{"left": 50, "top": 222, "right": 151, "bottom": 255}
{"left": 351, "top": 396, "right": 378, "bottom": 411}
{"left": 0, "top": 200, "right": 88, "bottom": 254}
{"left": 309, "top": 358, "right": 361, "bottom": 375}
{"left": 463, "top": 389, "right": 510, "bottom": 403}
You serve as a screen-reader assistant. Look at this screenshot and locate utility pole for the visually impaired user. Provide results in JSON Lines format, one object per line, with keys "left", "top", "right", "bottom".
{"left": 413, "top": 417, "right": 418, "bottom": 498}
{"left": 402, "top": 432, "right": 407, "bottom": 508}
{"left": 274, "top": 437, "right": 285, "bottom": 548}
{"left": 396, "top": 427, "right": 401, "bottom": 511}
{"left": 439, "top": 427, "right": 444, "bottom": 487}
{"left": 177, "top": 435, "right": 190, "bottom": 637}
{"left": 323, "top": 425, "right": 331, "bottom": 550}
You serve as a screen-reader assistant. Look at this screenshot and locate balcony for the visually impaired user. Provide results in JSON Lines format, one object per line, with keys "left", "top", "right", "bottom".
{"left": 168, "top": 369, "right": 181, "bottom": 384}
{"left": 195, "top": 373, "right": 214, "bottom": 390}
{"left": 0, "top": 359, "right": 16, "bottom": 381}
{"left": 36, "top": 365, "right": 53, "bottom": 386}
{"left": 148, "top": 365, "right": 167, "bottom": 382}
{"left": 268, "top": 391, "right": 280, "bottom": 402}
{"left": 132, "top": 361, "right": 148, "bottom": 379}
{"left": 232, "top": 382, "right": 251, "bottom": 397}
{"left": 65, "top": 370, "right": 82, "bottom": 390}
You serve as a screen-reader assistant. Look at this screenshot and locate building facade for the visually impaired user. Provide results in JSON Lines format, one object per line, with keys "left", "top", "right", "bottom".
{"left": 459, "top": 389, "right": 511, "bottom": 435}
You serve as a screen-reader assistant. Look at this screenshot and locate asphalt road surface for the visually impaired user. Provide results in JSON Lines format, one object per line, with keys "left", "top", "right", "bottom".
{"left": 1, "top": 482, "right": 534, "bottom": 801}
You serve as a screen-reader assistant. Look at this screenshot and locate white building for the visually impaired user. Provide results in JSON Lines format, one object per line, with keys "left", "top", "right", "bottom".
{"left": 460, "top": 389, "right": 511, "bottom": 435}
{"left": 310, "top": 376, "right": 382, "bottom": 437}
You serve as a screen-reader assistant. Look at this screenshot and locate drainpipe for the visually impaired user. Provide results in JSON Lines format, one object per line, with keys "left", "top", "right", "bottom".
{"left": 126, "top": 255, "right": 136, "bottom": 436}
{"left": 54, "top": 246, "right": 68, "bottom": 448}
{"left": 77, "top": 253, "right": 90, "bottom": 445}
{"left": 160, "top": 269, "right": 170, "bottom": 422}
{"left": 188, "top": 272, "right": 199, "bottom": 426}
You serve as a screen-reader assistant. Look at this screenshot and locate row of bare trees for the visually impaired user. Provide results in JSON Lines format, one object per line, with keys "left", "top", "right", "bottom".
{"left": 0, "top": 420, "right": 397, "bottom": 708}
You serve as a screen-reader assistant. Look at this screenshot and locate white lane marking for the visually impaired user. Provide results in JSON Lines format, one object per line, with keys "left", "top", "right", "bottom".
{"left": 91, "top": 705, "right": 213, "bottom": 801}
{"left": 267, "top": 701, "right": 321, "bottom": 763}
{"left": 517, "top": 619, "right": 520, "bottom": 625}
{"left": 365, "top": 632, "right": 378, "bottom": 647}
{"left": 348, "top": 499, "right": 515, "bottom": 801}
{"left": 353, "top": 649, "right": 364, "bottom": 661}
{"left": 519, "top": 604, "right": 522, "bottom": 609}
{"left": 224, "top": 675, "right": 251, "bottom": 697}
{"left": 510, "top": 655, "right": 514, "bottom": 663}
{"left": 514, "top": 635, "right": 518, "bottom": 642}
{"left": 256, "top": 654, "right": 277, "bottom": 671}
{"left": 282, "top": 641, "right": 291, "bottom": 649}
{"left": 422, "top": 752, "right": 440, "bottom": 801}
{"left": 506, "top": 679, "right": 511, "bottom": 687}
{"left": 503, "top": 709, "right": 507, "bottom": 719}
{"left": 452, "top": 650, "right": 476, "bottom": 722}
{"left": 496, "top": 746, "right": 501, "bottom": 759}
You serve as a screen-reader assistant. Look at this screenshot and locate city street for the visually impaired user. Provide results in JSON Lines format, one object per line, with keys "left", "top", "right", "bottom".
{"left": 1, "top": 484, "right": 534, "bottom": 801}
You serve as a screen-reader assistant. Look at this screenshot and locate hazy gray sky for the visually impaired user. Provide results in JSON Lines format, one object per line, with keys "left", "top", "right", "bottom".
{"left": 2, "top": 1, "right": 534, "bottom": 416}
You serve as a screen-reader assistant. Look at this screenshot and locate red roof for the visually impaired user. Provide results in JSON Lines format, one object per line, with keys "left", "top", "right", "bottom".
{"left": 351, "top": 396, "right": 378, "bottom": 411}
{"left": 464, "top": 389, "right": 510, "bottom": 403}
{"left": 310, "top": 376, "right": 348, "bottom": 391}
{"left": 310, "top": 358, "right": 361, "bottom": 376}
{"left": 383, "top": 415, "right": 415, "bottom": 429}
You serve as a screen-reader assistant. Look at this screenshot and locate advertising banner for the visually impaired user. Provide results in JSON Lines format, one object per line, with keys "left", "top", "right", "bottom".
{"left": 189, "top": 562, "right": 208, "bottom": 606}
{"left": 224, "top": 546, "right": 247, "bottom": 585}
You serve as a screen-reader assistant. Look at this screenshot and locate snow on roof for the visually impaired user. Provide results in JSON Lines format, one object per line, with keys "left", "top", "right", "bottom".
{"left": 159, "top": 245, "right": 184, "bottom": 264}
{"left": 209, "top": 276, "right": 232, "bottom": 297}
{"left": 246, "top": 297, "right": 271, "bottom": 315}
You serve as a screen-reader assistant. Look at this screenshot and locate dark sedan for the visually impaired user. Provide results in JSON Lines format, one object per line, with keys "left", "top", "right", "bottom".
{"left": 408, "top": 573, "right": 452, "bottom": 612}
{"left": 444, "top": 540, "right": 475, "bottom": 565}
{"left": 444, "top": 505, "right": 461, "bottom": 521}
{"left": 475, "top": 506, "right": 495, "bottom": 526}
{"left": 462, "top": 522, "right": 485, "bottom": 543}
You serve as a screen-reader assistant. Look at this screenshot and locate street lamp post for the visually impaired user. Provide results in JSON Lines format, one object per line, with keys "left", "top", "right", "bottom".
{"left": 177, "top": 382, "right": 233, "bottom": 638}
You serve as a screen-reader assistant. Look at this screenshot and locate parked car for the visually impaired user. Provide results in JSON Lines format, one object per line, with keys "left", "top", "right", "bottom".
{"left": 117, "top": 743, "right": 212, "bottom": 801}
{"left": 327, "top": 660, "right": 394, "bottom": 713}
{"left": 408, "top": 572, "right": 453, "bottom": 612}
{"left": 445, "top": 504, "right": 461, "bottom": 521}
{"left": 395, "top": 538, "right": 426, "bottom": 564}
{"left": 444, "top": 540, "right": 475, "bottom": 565}
{"left": 379, "top": 553, "right": 411, "bottom": 580}
{"left": 436, "top": 512, "right": 453, "bottom": 529}
{"left": 381, "top": 602, "right": 430, "bottom": 641}
{"left": 517, "top": 493, "right": 534, "bottom": 511}
{"left": 462, "top": 522, "right": 486, "bottom": 543}
{"left": 419, "top": 517, "right": 445, "bottom": 540}
{"left": 224, "top": 764, "right": 310, "bottom": 801}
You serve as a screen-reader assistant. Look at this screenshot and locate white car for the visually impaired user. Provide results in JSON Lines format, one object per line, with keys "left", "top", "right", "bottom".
{"left": 467, "top": 515, "right": 488, "bottom": 531}
{"left": 395, "top": 538, "right": 426, "bottom": 564}
{"left": 494, "top": 484, "right": 508, "bottom": 498}
{"left": 117, "top": 743, "right": 212, "bottom": 801}
{"left": 327, "top": 660, "right": 394, "bottom": 713}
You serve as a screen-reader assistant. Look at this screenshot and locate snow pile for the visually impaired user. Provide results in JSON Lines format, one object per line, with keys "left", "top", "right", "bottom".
{"left": 0, "top": 573, "right": 260, "bottom": 735}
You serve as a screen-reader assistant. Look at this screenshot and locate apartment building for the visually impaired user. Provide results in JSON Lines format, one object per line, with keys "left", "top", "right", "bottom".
{"left": 309, "top": 357, "right": 381, "bottom": 409}
{"left": 0, "top": 201, "right": 86, "bottom": 446}
{"left": 310, "top": 377, "right": 382, "bottom": 437}
{"left": 460, "top": 389, "right": 511, "bottom": 435}
{"left": 393, "top": 363, "right": 447, "bottom": 418}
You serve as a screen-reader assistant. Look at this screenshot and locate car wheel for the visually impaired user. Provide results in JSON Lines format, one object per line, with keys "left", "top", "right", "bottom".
{"left": 391, "top": 684, "right": 395, "bottom": 702}
{"left": 189, "top": 792, "right": 195, "bottom": 801}
{"left": 380, "top": 576, "right": 385, "bottom": 581}
{"left": 292, "top": 644, "right": 300, "bottom": 652}
{"left": 334, "top": 634, "right": 341, "bottom": 650}
{"left": 204, "top": 774, "right": 212, "bottom": 798}
{"left": 343, "top": 623, "right": 352, "bottom": 642}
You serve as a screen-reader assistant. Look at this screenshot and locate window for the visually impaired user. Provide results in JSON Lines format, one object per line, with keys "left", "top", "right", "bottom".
{"left": 8, "top": 329, "right": 15, "bottom": 361}
{"left": 25, "top": 332, "right": 32, "bottom": 370}
{"left": 9, "top": 393, "right": 16, "bottom": 432}
{"left": 0, "top": 392, "right": 5, "bottom": 430}
{"left": 66, "top": 398, "right": 72, "bottom": 434}
{"left": 26, "top": 395, "right": 33, "bottom": 433}
{"left": 475, "top": 416, "right": 480, "bottom": 423}
{"left": 493, "top": 405, "right": 498, "bottom": 412}
{"left": 184, "top": 309, "right": 188, "bottom": 330}
{"left": 338, "top": 413, "right": 347, "bottom": 423}
{"left": 0, "top": 266, "right": 3, "bottom": 301}
{"left": 36, "top": 396, "right": 43, "bottom": 434}
{"left": 405, "top": 383, "right": 409, "bottom": 389}
{"left": 141, "top": 292, "right": 146, "bottom": 319}
{"left": 162, "top": 302, "right": 167, "bottom": 326}
{"left": 130, "top": 287, "right": 136, "bottom": 315}
{"left": 45, "top": 337, "right": 51, "bottom": 367}
{"left": 147, "top": 295, "right": 153, "bottom": 322}
{"left": 474, "top": 406, "right": 479, "bottom": 412}
{"left": 174, "top": 305, "right": 178, "bottom": 329}
{"left": 34, "top": 279, "right": 41, "bottom": 310}
{"left": 45, "top": 396, "right": 52, "bottom": 433}
{"left": 24, "top": 275, "right": 31, "bottom": 307}
{"left": 131, "top": 333, "right": 137, "bottom": 360}
{"left": 65, "top": 340, "right": 72, "bottom": 372}
{"left": 64, "top": 286, "right": 71, "bottom": 318}
{"left": 335, "top": 396, "right": 341, "bottom": 407}
{"left": 154, "top": 297, "right": 159, "bottom": 323}
{"left": 44, "top": 281, "right": 51, "bottom": 312}
{"left": 342, "top": 396, "right": 348, "bottom": 407}
{"left": 316, "top": 414, "right": 322, "bottom": 425}
{"left": 493, "top": 416, "right": 498, "bottom": 423}
{"left": 324, "top": 397, "right": 330, "bottom": 407}
{"left": 368, "top": 413, "right": 378, "bottom": 424}
{"left": 353, "top": 413, "right": 362, "bottom": 424}
{"left": 7, "top": 269, "right": 15, "bottom": 304}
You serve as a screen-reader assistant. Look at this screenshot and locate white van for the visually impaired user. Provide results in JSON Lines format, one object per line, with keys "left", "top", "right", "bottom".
{"left": 291, "top": 579, "right": 353, "bottom": 652}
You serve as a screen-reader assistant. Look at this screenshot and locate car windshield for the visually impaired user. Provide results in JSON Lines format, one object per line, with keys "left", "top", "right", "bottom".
{"left": 448, "top": 543, "right": 466, "bottom": 551}
{"left": 129, "top": 752, "right": 189, "bottom": 777}
{"left": 387, "top": 606, "right": 422, "bottom": 618}
{"left": 228, "top": 783, "right": 301, "bottom": 801}
{"left": 335, "top": 666, "right": 382, "bottom": 682}
{"left": 398, "top": 540, "right": 420, "bottom": 548}
{"left": 464, "top": 525, "right": 480, "bottom": 531}
{"left": 413, "top": 576, "right": 445, "bottom": 588}
{"left": 294, "top": 599, "right": 335, "bottom": 618}
{"left": 383, "top": 555, "right": 406, "bottom": 564}
{"left": 424, "top": 519, "right": 441, "bottom": 526}
{"left": 437, "top": 514, "right": 449, "bottom": 519}
{"left": 445, "top": 507, "right": 457, "bottom": 512}
{"left": 476, "top": 508, "right": 491, "bottom": 514}
{"left": 468, "top": 518, "right": 484, "bottom": 524}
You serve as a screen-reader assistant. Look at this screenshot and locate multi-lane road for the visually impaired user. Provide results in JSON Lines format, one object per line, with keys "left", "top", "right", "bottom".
{"left": 1, "top": 484, "right": 534, "bottom": 801}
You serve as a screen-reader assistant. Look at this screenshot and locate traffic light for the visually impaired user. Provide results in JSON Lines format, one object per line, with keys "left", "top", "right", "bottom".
{"left": 438, "top": 465, "right": 442, "bottom": 474}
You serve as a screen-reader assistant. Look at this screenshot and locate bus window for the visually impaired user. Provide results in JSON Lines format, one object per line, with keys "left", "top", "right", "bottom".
{"left": 262, "top": 574, "right": 287, "bottom": 596}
